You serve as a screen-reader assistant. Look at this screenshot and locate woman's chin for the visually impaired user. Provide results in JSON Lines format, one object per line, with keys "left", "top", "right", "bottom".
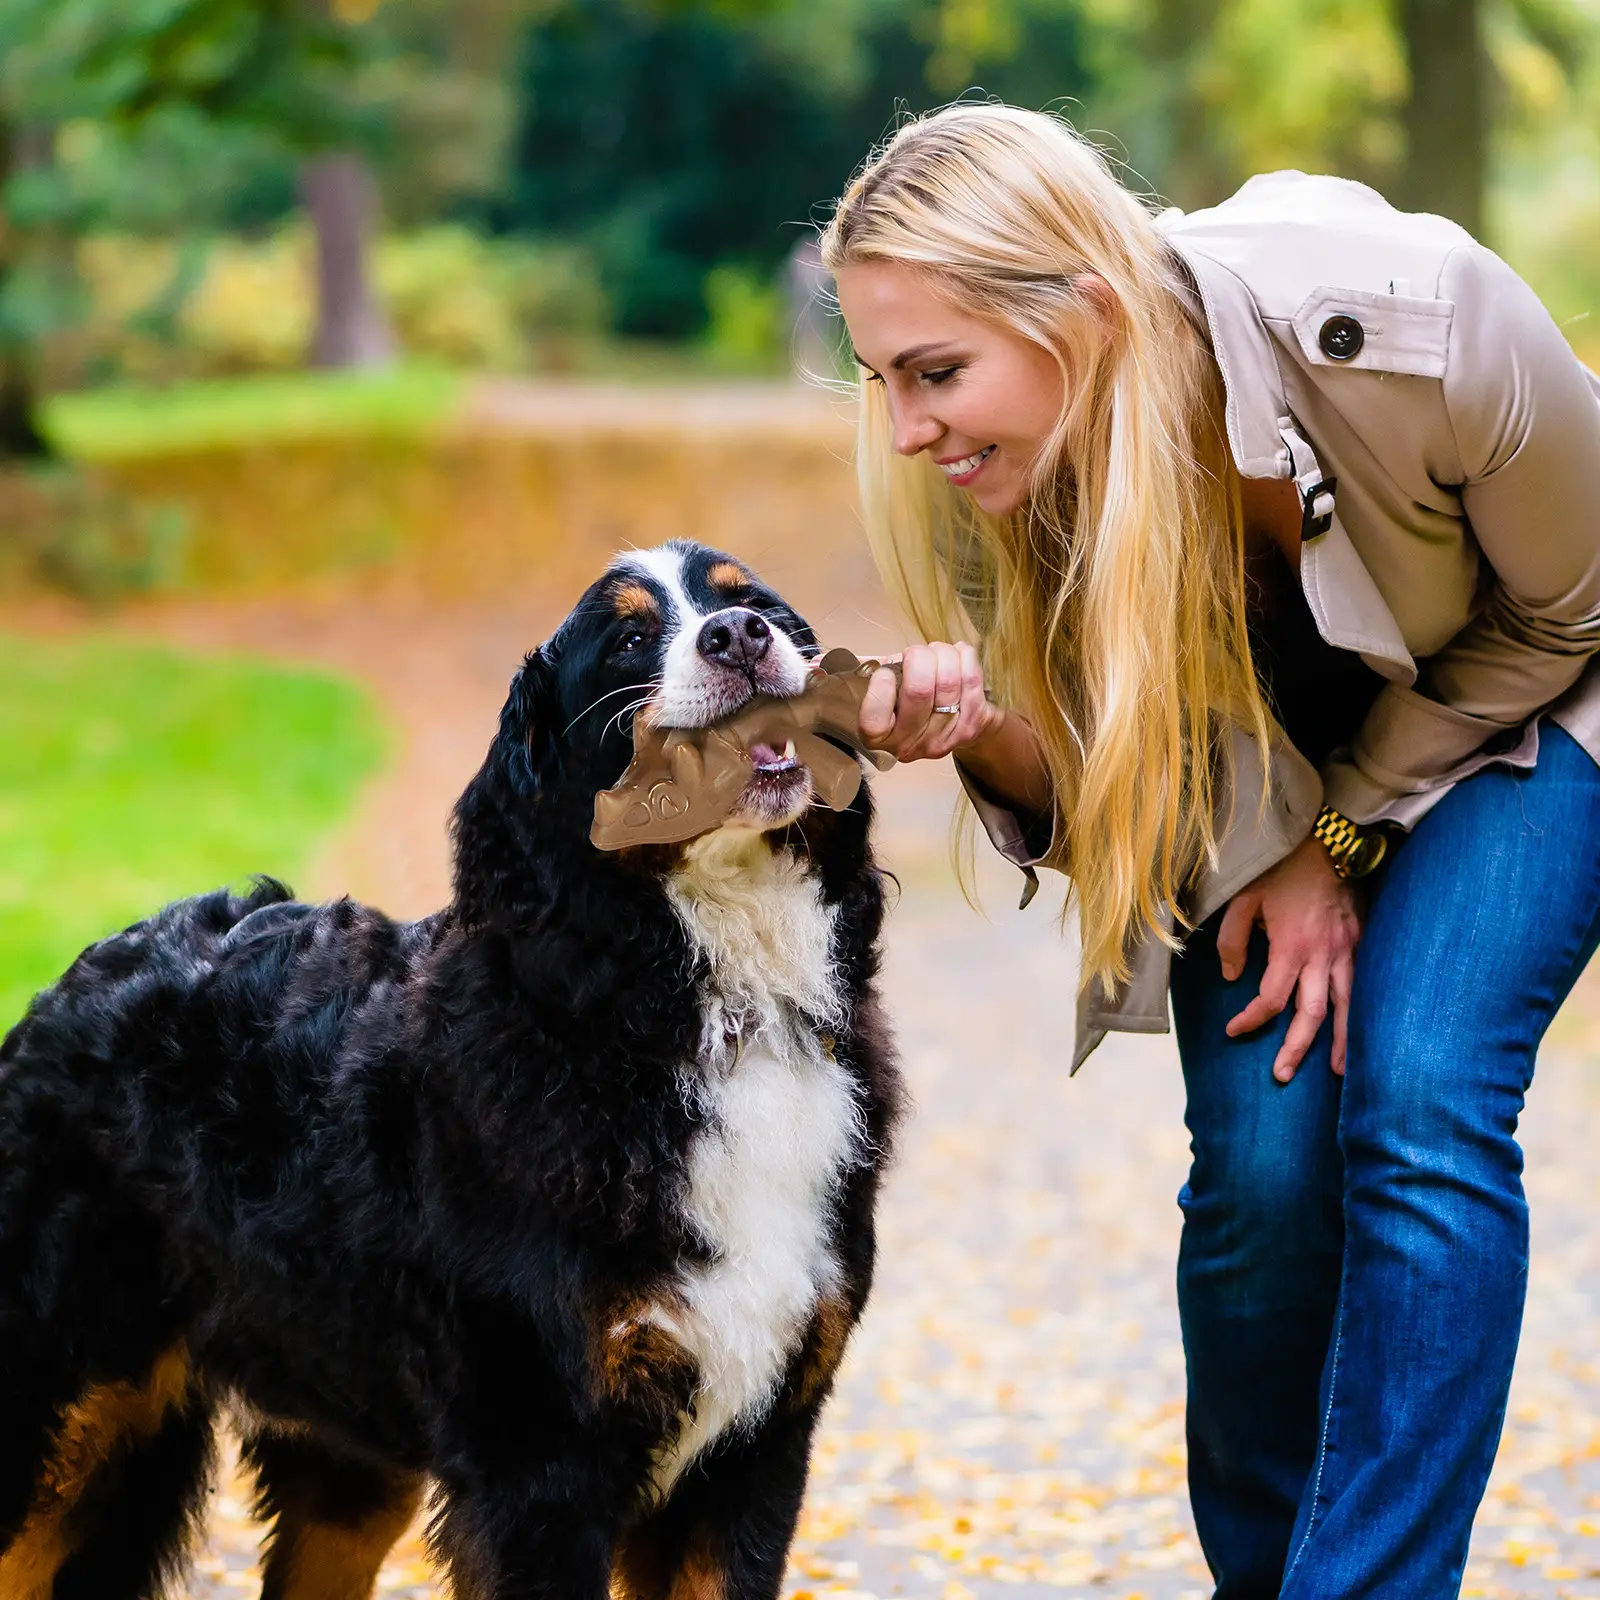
{"left": 970, "top": 476, "right": 1026, "bottom": 517}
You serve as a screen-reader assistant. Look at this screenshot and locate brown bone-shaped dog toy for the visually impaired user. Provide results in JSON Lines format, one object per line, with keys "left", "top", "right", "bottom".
{"left": 591, "top": 648, "right": 898, "bottom": 850}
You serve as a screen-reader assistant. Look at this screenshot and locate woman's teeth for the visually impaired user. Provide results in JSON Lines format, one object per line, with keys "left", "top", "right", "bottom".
{"left": 939, "top": 445, "right": 996, "bottom": 478}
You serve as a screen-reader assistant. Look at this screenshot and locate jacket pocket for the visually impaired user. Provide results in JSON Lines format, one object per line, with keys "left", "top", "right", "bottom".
{"left": 1292, "top": 285, "right": 1454, "bottom": 379}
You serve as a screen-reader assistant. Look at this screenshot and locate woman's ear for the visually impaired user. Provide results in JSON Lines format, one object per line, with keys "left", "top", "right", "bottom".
{"left": 1071, "top": 272, "right": 1121, "bottom": 337}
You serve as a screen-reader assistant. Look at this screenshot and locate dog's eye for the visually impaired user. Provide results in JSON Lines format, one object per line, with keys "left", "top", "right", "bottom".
{"left": 615, "top": 629, "right": 647, "bottom": 655}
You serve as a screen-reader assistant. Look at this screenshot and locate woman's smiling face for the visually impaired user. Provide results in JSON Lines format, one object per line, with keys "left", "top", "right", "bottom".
{"left": 835, "top": 259, "right": 1066, "bottom": 517}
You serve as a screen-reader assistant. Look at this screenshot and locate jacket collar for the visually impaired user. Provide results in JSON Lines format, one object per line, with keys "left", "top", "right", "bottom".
{"left": 1161, "top": 230, "right": 1290, "bottom": 477}
{"left": 1160, "top": 224, "right": 1417, "bottom": 683}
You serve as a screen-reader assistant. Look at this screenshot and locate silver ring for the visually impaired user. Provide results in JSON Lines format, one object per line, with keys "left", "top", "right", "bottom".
{"left": 933, "top": 703, "right": 961, "bottom": 715}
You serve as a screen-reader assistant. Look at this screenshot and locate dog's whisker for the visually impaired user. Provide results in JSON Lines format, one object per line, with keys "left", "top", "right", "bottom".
{"left": 564, "top": 681, "right": 663, "bottom": 737}
{"left": 602, "top": 696, "right": 655, "bottom": 742}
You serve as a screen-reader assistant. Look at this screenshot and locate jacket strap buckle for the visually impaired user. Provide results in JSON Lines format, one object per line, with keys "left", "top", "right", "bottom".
{"left": 1278, "top": 418, "right": 1337, "bottom": 541}
{"left": 1299, "top": 475, "right": 1338, "bottom": 541}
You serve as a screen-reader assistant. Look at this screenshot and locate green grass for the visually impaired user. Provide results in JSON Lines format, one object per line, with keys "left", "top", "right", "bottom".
{"left": 41, "top": 365, "right": 464, "bottom": 461}
{"left": 0, "top": 633, "right": 386, "bottom": 1030}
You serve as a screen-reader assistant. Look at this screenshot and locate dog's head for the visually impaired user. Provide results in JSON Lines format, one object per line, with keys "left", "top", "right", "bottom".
{"left": 454, "top": 544, "right": 847, "bottom": 913}
{"left": 536, "top": 542, "right": 826, "bottom": 834}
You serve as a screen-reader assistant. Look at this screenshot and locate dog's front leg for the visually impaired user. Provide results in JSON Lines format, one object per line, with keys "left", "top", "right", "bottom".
{"left": 432, "top": 1460, "right": 621, "bottom": 1600}
{"left": 616, "top": 1404, "right": 823, "bottom": 1600}
{"left": 433, "top": 1316, "right": 636, "bottom": 1600}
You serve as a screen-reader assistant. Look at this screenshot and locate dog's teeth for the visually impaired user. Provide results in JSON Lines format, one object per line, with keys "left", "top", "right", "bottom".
{"left": 783, "top": 740, "right": 796, "bottom": 761}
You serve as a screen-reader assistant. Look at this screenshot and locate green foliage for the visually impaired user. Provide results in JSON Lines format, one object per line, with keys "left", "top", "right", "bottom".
{"left": 40, "top": 364, "right": 462, "bottom": 458}
{"left": 1189, "top": 0, "right": 1405, "bottom": 181}
{"left": 505, "top": 0, "right": 1090, "bottom": 336}
{"left": 0, "top": 633, "right": 385, "bottom": 1029}
{"left": 0, "top": 0, "right": 524, "bottom": 220}
{"left": 376, "top": 227, "right": 608, "bottom": 366}
{"left": 0, "top": 0, "right": 526, "bottom": 423}
{"left": 0, "top": 464, "right": 190, "bottom": 596}
{"left": 701, "top": 263, "right": 785, "bottom": 372}
{"left": 1487, "top": 0, "right": 1600, "bottom": 340}
{"left": 53, "top": 226, "right": 604, "bottom": 382}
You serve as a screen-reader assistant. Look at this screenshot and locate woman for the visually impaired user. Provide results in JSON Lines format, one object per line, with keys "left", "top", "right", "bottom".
{"left": 822, "top": 103, "right": 1600, "bottom": 1597}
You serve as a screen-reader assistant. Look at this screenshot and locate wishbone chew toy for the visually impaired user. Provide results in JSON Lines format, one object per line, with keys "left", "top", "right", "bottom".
{"left": 590, "top": 648, "right": 899, "bottom": 850}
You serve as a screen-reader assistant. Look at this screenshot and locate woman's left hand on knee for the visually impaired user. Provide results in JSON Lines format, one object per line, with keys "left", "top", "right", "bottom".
{"left": 1216, "top": 835, "right": 1364, "bottom": 1083}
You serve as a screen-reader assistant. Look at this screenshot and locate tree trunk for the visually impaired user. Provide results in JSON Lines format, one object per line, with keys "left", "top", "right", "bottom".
{"left": 0, "top": 363, "right": 49, "bottom": 460}
{"left": 1398, "top": 0, "right": 1485, "bottom": 237}
{"left": 1150, "top": 0, "right": 1232, "bottom": 208}
{"left": 301, "top": 152, "right": 394, "bottom": 369}
{"left": 0, "top": 114, "right": 51, "bottom": 462}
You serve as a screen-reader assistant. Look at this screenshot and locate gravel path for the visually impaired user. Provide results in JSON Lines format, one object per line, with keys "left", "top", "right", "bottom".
{"left": 88, "top": 593, "right": 1600, "bottom": 1600}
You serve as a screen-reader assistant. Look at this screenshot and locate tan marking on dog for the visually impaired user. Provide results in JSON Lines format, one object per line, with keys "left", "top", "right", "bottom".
{"left": 0, "top": 1514, "right": 66, "bottom": 1600}
{"left": 792, "top": 1291, "right": 854, "bottom": 1409}
{"left": 0, "top": 1346, "right": 192, "bottom": 1600}
{"left": 615, "top": 582, "right": 661, "bottom": 619}
{"left": 264, "top": 1477, "right": 424, "bottom": 1600}
{"left": 705, "top": 561, "right": 751, "bottom": 595}
{"left": 597, "top": 1303, "right": 699, "bottom": 1428}
{"left": 669, "top": 1541, "right": 726, "bottom": 1600}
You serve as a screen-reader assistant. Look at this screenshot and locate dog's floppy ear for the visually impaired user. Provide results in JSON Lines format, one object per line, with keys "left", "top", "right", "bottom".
{"left": 451, "top": 648, "right": 560, "bottom": 921}
{"left": 499, "top": 647, "right": 559, "bottom": 793}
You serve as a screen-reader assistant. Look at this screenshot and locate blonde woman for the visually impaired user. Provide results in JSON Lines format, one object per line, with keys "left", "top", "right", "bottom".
{"left": 824, "top": 104, "right": 1600, "bottom": 1597}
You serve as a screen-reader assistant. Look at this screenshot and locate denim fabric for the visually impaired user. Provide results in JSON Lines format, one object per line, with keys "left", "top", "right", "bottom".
{"left": 1171, "top": 722, "right": 1600, "bottom": 1598}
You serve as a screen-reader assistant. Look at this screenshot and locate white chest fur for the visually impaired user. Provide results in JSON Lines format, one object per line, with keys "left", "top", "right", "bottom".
{"left": 651, "top": 832, "right": 861, "bottom": 1495}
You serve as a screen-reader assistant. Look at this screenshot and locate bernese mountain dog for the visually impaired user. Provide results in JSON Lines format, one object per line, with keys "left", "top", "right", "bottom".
{"left": 0, "top": 541, "right": 902, "bottom": 1600}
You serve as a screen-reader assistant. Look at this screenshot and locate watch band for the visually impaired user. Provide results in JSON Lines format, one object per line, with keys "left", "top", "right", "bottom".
{"left": 1312, "top": 804, "right": 1388, "bottom": 880}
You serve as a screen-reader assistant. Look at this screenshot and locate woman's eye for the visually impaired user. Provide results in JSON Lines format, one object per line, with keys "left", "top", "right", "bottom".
{"left": 922, "top": 365, "right": 961, "bottom": 386}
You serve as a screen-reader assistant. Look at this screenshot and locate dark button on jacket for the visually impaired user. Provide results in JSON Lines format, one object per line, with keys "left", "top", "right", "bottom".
{"left": 1318, "top": 313, "right": 1365, "bottom": 360}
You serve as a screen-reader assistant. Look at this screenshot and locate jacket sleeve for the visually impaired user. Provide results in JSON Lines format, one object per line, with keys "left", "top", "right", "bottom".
{"left": 953, "top": 760, "right": 1054, "bottom": 908}
{"left": 1321, "top": 243, "right": 1600, "bottom": 822}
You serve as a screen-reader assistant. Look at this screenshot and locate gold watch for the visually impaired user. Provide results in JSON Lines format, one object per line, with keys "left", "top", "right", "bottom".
{"left": 1312, "top": 805, "right": 1388, "bottom": 880}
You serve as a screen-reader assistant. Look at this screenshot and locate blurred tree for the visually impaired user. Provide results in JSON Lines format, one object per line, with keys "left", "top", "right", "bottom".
{"left": 0, "top": 114, "right": 55, "bottom": 457}
{"left": 503, "top": 0, "right": 1089, "bottom": 337}
{"left": 1399, "top": 0, "right": 1484, "bottom": 232}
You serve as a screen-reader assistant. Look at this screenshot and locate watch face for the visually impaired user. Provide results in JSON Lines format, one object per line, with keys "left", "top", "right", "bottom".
{"left": 1347, "top": 833, "right": 1388, "bottom": 878}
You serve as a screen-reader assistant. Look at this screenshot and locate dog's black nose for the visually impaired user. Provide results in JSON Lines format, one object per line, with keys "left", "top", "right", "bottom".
{"left": 697, "top": 608, "right": 771, "bottom": 669}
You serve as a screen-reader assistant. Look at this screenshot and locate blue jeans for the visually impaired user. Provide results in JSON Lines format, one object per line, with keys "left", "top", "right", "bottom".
{"left": 1171, "top": 723, "right": 1600, "bottom": 1598}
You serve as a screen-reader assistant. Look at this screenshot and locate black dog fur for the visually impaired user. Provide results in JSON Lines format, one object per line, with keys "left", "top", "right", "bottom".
{"left": 0, "top": 541, "right": 902, "bottom": 1600}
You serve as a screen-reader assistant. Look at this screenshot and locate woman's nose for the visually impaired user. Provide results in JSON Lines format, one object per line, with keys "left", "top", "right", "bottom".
{"left": 892, "top": 404, "right": 943, "bottom": 457}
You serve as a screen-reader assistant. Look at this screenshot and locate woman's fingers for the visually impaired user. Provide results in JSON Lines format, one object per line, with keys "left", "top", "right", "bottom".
{"left": 860, "top": 665, "right": 899, "bottom": 744}
{"left": 1272, "top": 959, "right": 1330, "bottom": 1083}
{"left": 1225, "top": 943, "right": 1298, "bottom": 1039}
{"left": 895, "top": 645, "right": 938, "bottom": 749}
{"left": 944, "top": 641, "right": 992, "bottom": 752}
{"left": 854, "top": 641, "right": 995, "bottom": 763}
{"left": 1217, "top": 835, "right": 1363, "bottom": 1081}
{"left": 921, "top": 642, "right": 967, "bottom": 756}
{"left": 1215, "top": 894, "right": 1258, "bottom": 984}
{"left": 1329, "top": 952, "right": 1354, "bottom": 1076}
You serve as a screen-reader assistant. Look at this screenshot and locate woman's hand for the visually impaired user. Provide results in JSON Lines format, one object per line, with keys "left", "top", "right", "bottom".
{"left": 1217, "top": 833, "right": 1363, "bottom": 1082}
{"left": 859, "top": 641, "right": 1006, "bottom": 763}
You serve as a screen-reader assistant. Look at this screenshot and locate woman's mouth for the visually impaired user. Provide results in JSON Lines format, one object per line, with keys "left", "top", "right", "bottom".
{"left": 936, "top": 445, "right": 996, "bottom": 486}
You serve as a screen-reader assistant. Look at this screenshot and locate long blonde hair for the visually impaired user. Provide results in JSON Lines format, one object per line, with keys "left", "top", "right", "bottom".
{"left": 819, "top": 103, "right": 1270, "bottom": 992}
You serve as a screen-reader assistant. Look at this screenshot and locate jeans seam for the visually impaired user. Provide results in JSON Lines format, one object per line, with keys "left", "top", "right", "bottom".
{"left": 1285, "top": 1291, "right": 1344, "bottom": 1583}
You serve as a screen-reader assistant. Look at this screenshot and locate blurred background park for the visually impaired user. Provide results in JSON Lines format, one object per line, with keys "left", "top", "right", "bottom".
{"left": 6, "top": 1, "right": 1600, "bottom": 1596}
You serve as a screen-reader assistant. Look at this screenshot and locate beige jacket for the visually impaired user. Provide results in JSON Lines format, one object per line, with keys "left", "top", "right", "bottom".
{"left": 964, "top": 170, "right": 1600, "bottom": 1070}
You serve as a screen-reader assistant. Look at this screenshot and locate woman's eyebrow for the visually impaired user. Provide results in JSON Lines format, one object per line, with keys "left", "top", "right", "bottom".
{"left": 890, "top": 342, "right": 959, "bottom": 369}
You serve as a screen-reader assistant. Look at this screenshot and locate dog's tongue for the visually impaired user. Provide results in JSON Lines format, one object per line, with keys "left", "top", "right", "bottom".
{"left": 748, "top": 739, "right": 797, "bottom": 773}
